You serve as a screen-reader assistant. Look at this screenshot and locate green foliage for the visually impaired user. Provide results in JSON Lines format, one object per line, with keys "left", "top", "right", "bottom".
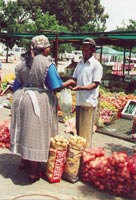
{"left": 81, "top": 0, "right": 108, "bottom": 32}
{"left": 1, "top": 1, "right": 30, "bottom": 33}
{"left": 0, "top": 1, "right": 69, "bottom": 57}
{"left": 0, "top": 0, "right": 31, "bottom": 51}
{"left": 17, "top": 0, "right": 108, "bottom": 32}
{"left": 59, "top": 43, "right": 75, "bottom": 54}
{"left": 0, "top": 0, "right": 30, "bottom": 61}
{"left": 0, "top": 0, "right": 110, "bottom": 57}
{"left": 117, "top": 19, "right": 136, "bottom": 31}
{"left": 116, "top": 19, "right": 136, "bottom": 52}
{"left": 81, "top": 21, "right": 106, "bottom": 32}
{"left": 0, "top": 0, "right": 6, "bottom": 31}
{"left": 34, "top": 9, "right": 68, "bottom": 32}
{"left": 1, "top": 0, "right": 136, "bottom": 59}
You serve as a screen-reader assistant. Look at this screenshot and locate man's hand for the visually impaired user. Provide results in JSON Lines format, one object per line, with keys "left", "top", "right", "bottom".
{"left": 71, "top": 85, "right": 83, "bottom": 91}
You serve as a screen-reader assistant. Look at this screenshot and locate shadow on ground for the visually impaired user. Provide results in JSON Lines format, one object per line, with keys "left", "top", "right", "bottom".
{"left": 106, "top": 142, "right": 135, "bottom": 155}
{"left": 0, "top": 152, "right": 31, "bottom": 185}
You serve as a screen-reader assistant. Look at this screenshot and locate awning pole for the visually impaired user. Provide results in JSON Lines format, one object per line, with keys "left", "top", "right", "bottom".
{"left": 128, "top": 48, "right": 132, "bottom": 75}
{"left": 123, "top": 46, "right": 126, "bottom": 81}
{"left": 55, "top": 33, "right": 59, "bottom": 67}
{"left": 100, "top": 44, "right": 103, "bottom": 63}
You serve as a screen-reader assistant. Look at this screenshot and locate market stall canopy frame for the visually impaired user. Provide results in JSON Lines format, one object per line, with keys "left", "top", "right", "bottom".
{"left": 1, "top": 30, "right": 136, "bottom": 49}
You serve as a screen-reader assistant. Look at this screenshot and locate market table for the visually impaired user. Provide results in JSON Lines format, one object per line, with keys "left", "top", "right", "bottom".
{"left": 97, "top": 118, "right": 135, "bottom": 143}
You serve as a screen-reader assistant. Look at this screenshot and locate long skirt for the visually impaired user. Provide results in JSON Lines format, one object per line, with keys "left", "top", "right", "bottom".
{"left": 10, "top": 88, "right": 58, "bottom": 162}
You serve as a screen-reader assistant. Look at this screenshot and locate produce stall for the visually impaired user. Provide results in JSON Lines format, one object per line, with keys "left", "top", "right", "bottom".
{"left": 81, "top": 147, "right": 136, "bottom": 199}
{"left": 43, "top": 134, "right": 136, "bottom": 199}
{"left": 1, "top": 79, "right": 136, "bottom": 148}
{"left": 58, "top": 86, "right": 136, "bottom": 143}
{"left": 0, "top": 82, "right": 136, "bottom": 199}
{"left": 0, "top": 73, "right": 14, "bottom": 108}
{"left": 1, "top": 30, "right": 136, "bottom": 199}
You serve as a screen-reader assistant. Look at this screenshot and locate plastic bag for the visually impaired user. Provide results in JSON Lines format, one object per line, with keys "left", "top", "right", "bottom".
{"left": 58, "top": 89, "right": 72, "bottom": 113}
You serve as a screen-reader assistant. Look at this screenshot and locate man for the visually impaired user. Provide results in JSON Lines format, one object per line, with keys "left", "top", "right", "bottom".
{"left": 70, "top": 38, "right": 103, "bottom": 137}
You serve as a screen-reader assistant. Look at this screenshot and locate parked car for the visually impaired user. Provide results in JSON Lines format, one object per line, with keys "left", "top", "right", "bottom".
{"left": 62, "top": 50, "right": 82, "bottom": 61}
{"left": 2, "top": 48, "right": 14, "bottom": 56}
{"left": 12, "top": 47, "right": 25, "bottom": 57}
{"left": 61, "top": 52, "right": 73, "bottom": 61}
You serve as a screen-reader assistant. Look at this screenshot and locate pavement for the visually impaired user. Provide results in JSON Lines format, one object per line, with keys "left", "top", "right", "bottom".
{"left": 0, "top": 60, "right": 136, "bottom": 200}
{"left": 0, "top": 107, "right": 136, "bottom": 200}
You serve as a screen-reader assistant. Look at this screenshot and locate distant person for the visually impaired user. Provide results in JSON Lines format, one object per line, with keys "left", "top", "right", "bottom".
{"left": 125, "top": 82, "right": 135, "bottom": 94}
{"left": 69, "top": 38, "right": 103, "bottom": 137}
{"left": 10, "top": 35, "right": 74, "bottom": 183}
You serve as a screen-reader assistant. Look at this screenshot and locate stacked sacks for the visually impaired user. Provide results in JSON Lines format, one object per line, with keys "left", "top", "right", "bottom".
{"left": 46, "top": 134, "right": 87, "bottom": 183}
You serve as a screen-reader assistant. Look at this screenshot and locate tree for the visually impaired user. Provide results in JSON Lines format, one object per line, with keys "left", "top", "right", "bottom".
{"left": 17, "top": 0, "right": 108, "bottom": 32}
{"left": 0, "top": 1, "right": 69, "bottom": 61}
{"left": 21, "top": 8, "right": 70, "bottom": 55}
{"left": 0, "top": 0, "right": 31, "bottom": 62}
{"left": 117, "top": 19, "right": 136, "bottom": 31}
{"left": 0, "top": 0, "right": 6, "bottom": 31}
{"left": 33, "top": 9, "right": 68, "bottom": 32}
{"left": 116, "top": 19, "right": 136, "bottom": 53}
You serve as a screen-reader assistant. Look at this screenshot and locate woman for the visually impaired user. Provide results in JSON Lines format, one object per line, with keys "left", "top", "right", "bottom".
{"left": 10, "top": 35, "right": 74, "bottom": 183}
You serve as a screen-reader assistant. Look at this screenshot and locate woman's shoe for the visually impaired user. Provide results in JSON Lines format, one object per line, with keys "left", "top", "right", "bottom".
{"left": 29, "top": 175, "right": 40, "bottom": 184}
{"left": 18, "top": 159, "right": 30, "bottom": 170}
{"left": 28, "top": 161, "right": 41, "bottom": 183}
{"left": 18, "top": 163, "right": 28, "bottom": 170}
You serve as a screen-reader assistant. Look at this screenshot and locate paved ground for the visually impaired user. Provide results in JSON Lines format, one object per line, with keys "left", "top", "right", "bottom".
{"left": 0, "top": 58, "right": 71, "bottom": 77}
{"left": 0, "top": 108, "right": 136, "bottom": 200}
{"left": 0, "top": 60, "right": 136, "bottom": 200}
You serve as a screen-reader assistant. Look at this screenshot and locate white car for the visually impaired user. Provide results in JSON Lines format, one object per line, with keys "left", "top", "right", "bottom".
{"left": 2, "top": 48, "right": 14, "bottom": 56}
{"left": 62, "top": 52, "right": 73, "bottom": 61}
{"left": 62, "top": 50, "right": 82, "bottom": 61}
{"left": 12, "top": 47, "right": 26, "bottom": 57}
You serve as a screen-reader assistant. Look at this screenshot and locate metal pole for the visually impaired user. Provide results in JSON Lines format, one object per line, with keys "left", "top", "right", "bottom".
{"left": 100, "top": 44, "right": 103, "bottom": 64}
{"left": 55, "top": 33, "right": 59, "bottom": 67}
{"left": 128, "top": 48, "right": 132, "bottom": 75}
{"left": 123, "top": 46, "right": 126, "bottom": 81}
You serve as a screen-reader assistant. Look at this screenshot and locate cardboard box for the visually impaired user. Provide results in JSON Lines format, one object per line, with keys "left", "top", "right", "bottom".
{"left": 121, "top": 100, "right": 136, "bottom": 119}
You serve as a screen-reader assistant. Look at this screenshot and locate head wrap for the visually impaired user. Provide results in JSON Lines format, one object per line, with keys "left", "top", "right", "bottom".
{"left": 31, "top": 35, "right": 50, "bottom": 49}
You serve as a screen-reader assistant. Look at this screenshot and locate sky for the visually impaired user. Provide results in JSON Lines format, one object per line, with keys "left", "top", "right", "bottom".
{"left": 101, "top": 0, "right": 136, "bottom": 31}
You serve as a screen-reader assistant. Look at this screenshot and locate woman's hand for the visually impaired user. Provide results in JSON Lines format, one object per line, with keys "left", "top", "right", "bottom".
{"left": 63, "top": 79, "right": 76, "bottom": 88}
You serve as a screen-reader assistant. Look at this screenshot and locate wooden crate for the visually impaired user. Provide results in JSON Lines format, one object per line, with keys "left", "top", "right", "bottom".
{"left": 121, "top": 100, "right": 136, "bottom": 119}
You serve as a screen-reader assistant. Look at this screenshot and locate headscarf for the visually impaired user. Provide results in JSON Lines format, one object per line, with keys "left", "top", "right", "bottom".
{"left": 31, "top": 35, "right": 51, "bottom": 49}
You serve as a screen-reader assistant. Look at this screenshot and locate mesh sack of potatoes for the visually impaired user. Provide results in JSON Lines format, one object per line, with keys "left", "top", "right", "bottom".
{"left": 46, "top": 135, "right": 69, "bottom": 183}
{"left": 62, "top": 135, "right": 86, "bottom": 183}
